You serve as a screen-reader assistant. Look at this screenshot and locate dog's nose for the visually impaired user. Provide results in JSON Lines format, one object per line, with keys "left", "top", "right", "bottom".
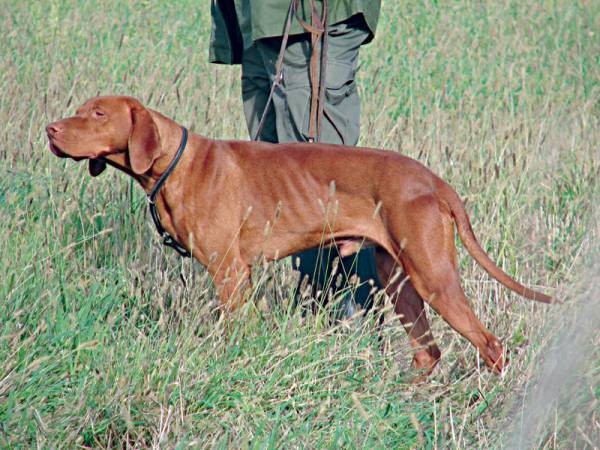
{"left": 46, "top": 123, "right": 63, "bottom": 136}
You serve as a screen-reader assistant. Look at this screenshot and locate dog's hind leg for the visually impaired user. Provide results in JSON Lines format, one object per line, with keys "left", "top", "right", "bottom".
{"left": 376, "top": 249, "right": 441, "bottom": 378}
{"left": 390, "top": 196, "right": 505, "bottom": 372}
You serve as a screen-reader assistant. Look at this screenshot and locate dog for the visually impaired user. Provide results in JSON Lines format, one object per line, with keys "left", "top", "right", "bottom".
{"left": 46, "top": 96, "right": 555, "bottom": 376}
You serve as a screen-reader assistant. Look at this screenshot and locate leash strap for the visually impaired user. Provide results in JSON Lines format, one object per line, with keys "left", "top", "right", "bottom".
{"left": 253, "top": 0, "right": 328, "bottom": 143}
{"left": 298, "top": 0, "right": 328, "bottom": 142}
{"left": 147, "top": 126, "right": 192, "bottom": 257}
{"left": 316, "top": 0, "right": 328, "bottom": 142}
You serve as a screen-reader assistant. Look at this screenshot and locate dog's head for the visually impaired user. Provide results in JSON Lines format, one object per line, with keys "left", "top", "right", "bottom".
{"left": 46, "top": 96, "right": 161, "bottom": 177}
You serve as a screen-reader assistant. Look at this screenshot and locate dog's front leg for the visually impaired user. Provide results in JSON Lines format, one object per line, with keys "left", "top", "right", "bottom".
{"left": 209, "top": 255, "right": 252, "bottom": 312}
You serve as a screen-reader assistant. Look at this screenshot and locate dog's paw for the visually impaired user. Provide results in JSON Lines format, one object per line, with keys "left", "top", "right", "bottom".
{"left": 483, "top": 338, "right": 505, "bottom": 374}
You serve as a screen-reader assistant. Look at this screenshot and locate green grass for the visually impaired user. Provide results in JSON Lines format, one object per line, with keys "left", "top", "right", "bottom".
{"left": 1, "top": 0, "right": 599, "bottom": 448}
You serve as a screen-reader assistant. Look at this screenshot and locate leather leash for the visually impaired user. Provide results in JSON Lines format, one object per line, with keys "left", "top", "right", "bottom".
{"left": 147, "top": 126, "right": 192, "bottom": 257}
{"left": 253, "top": 0, "right": 329, "bottom": 143}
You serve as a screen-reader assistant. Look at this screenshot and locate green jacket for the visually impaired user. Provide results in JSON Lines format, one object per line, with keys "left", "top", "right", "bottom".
{"left": 209, "top": 0, "right": 380, "bottom": 64}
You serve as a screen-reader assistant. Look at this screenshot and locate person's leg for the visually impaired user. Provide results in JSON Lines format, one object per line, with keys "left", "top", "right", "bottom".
{"left": 241, "top": 43, "right": 278, "bottom": 143}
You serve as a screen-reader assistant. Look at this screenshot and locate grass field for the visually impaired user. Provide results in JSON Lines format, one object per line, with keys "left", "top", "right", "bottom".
{"left": 1, "top": 0, "right": 599, "bottom": 448}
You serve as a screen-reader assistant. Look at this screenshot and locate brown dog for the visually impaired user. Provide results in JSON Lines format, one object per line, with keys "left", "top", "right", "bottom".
{"left": 47, "top": 96, "right": 554, "bottom": 376}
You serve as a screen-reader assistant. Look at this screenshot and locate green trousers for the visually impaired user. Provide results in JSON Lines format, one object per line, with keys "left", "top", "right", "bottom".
{"left": 240, "top": 15, "right": 382, "bottom": 309}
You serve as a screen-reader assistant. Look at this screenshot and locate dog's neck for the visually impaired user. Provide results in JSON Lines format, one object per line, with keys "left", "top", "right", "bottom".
{"left": 102, "top": 111, "right": 209, "bottom": 247}
{"left": 139, "top": 110, "right": 190, "bottom": 191}
{"left": 104, "top": 110, "right": 205, "bottom": 195}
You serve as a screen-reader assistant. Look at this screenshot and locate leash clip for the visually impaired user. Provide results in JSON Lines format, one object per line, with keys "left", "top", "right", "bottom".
{"left": 162, "top": 233, "right": 192, "bottom": 257}
{"left": 162, "top": 234, "right": 174, "bottom": 246}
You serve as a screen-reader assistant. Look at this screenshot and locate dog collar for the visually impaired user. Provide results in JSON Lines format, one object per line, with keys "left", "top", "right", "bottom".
{"left": 147, "top": 126, "right": 191, "bottom": 257}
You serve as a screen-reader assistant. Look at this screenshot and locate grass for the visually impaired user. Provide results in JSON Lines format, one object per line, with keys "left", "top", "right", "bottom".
{"left": 1, "top": 0, "right": 599, "bottom": 448}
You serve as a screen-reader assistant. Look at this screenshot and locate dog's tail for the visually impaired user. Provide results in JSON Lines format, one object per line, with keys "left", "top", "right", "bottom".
{"left": 439, "top": 181, "right": 555, "bottom": 304}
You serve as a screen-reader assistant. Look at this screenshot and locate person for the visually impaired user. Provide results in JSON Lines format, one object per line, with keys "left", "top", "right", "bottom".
{"left": 209, "top": 0, "right": 382, "bottom": 315}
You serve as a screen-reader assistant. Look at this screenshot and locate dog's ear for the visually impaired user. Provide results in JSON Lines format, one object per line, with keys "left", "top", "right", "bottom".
{"left": 128, "top": 105, "right": 161, "bottom": 175}
{"left": 88, "top": 159, "right": 106, "bottom": 177}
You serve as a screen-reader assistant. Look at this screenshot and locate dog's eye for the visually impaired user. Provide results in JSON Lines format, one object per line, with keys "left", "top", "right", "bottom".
{"left": 93, "top": 110, "right": 105, "bottom": 117}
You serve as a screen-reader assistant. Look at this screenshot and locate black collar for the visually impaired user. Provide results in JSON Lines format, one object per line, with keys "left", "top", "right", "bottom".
{"left": 147, "top": 126, "right": 191, "bottom": 257}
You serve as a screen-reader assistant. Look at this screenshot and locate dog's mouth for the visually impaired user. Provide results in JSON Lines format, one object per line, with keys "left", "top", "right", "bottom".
{"left": 49, "top": 140, "right": 69, "bottom": 158}
{"left": 48, "top": 139, "right": 106, "bottom": 176}
{"left": 48, "top": 140, "right": 87, "bottom": 162}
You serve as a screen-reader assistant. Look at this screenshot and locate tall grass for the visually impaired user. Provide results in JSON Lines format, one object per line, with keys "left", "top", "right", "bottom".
{"left": 1, "top": 0, "right": 598, "bottom": 448}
